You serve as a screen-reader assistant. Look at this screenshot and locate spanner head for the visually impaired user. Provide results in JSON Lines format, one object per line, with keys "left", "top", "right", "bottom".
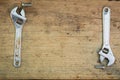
{"left": 99, "top": 50, "right": 115, "bottom": 66}
{"left": 10, "top": 7, "right": 27, "bottom": 28}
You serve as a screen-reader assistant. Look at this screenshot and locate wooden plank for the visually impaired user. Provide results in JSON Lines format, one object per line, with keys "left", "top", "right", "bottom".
{"left": 0, "top": 0, "right": 120, "bottom": 79}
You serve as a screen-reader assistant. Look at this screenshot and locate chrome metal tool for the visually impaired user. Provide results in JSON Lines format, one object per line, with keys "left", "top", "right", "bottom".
{"left": 96, "top": 7, "right": 115, "bottom": 69}
{"left": 10, "top": 2, "right": 31, "bottom": 67}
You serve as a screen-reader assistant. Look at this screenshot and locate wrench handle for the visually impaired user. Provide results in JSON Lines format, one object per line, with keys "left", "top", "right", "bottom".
{"left": 14, "top": 28, "right": 22, "bottom": 67}
{"left": 103, "top": 7, "right": 111, "bottom": 45}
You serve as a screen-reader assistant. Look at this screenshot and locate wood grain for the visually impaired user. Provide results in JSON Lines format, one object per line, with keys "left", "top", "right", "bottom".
{"left": 0, "top": 0, "right": 120, "bottom": 79}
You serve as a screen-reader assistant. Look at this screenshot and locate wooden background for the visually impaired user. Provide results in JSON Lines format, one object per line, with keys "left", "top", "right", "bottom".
{"left": 0, "top": 0, "right": 120, "bottom": 79}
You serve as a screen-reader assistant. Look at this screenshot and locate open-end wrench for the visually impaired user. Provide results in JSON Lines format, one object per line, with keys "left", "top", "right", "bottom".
{"left": 95, "top": 7, "right": 115, "bottom": 69}
{"left": 10, "top": 2, "right": 31, "bottom": 67}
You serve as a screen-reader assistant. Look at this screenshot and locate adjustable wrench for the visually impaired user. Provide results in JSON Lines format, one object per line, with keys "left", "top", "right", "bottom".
{"left": 10, "top": 7, "right": 26, "bottom": 67}
{"left": 10, "top": 2, "right": 31, "bottom": 67}
{"left": 97, "top": 7, "right": 115, "bottom": 68}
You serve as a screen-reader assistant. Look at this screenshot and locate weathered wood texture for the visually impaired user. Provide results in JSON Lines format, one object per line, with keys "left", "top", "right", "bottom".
{"left": 0, "top": 0, "right": 120, "bottom": 79}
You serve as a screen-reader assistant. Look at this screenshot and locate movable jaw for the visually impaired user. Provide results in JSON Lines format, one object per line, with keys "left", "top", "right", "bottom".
{"left": 10, "top": 7, "right": 26, "bottom": 28}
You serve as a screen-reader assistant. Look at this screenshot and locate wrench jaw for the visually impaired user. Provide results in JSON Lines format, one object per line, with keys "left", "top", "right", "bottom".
{"left": 99, "top": 51, "right": 115, "bottom": 66}
{"left": 107, "top": 55, "right": 115, "bottom": 66}
{"left": 10, "top": 7, "right": 26, "bottom": 68}
{"left": 99, "top": 45, "right": 115, "bottom": 67}
{"left": 99, "top": 53, "right": 105, "bottom": 62}
{"left": 10, "top": 7, "right": 26, "bottom": 28}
